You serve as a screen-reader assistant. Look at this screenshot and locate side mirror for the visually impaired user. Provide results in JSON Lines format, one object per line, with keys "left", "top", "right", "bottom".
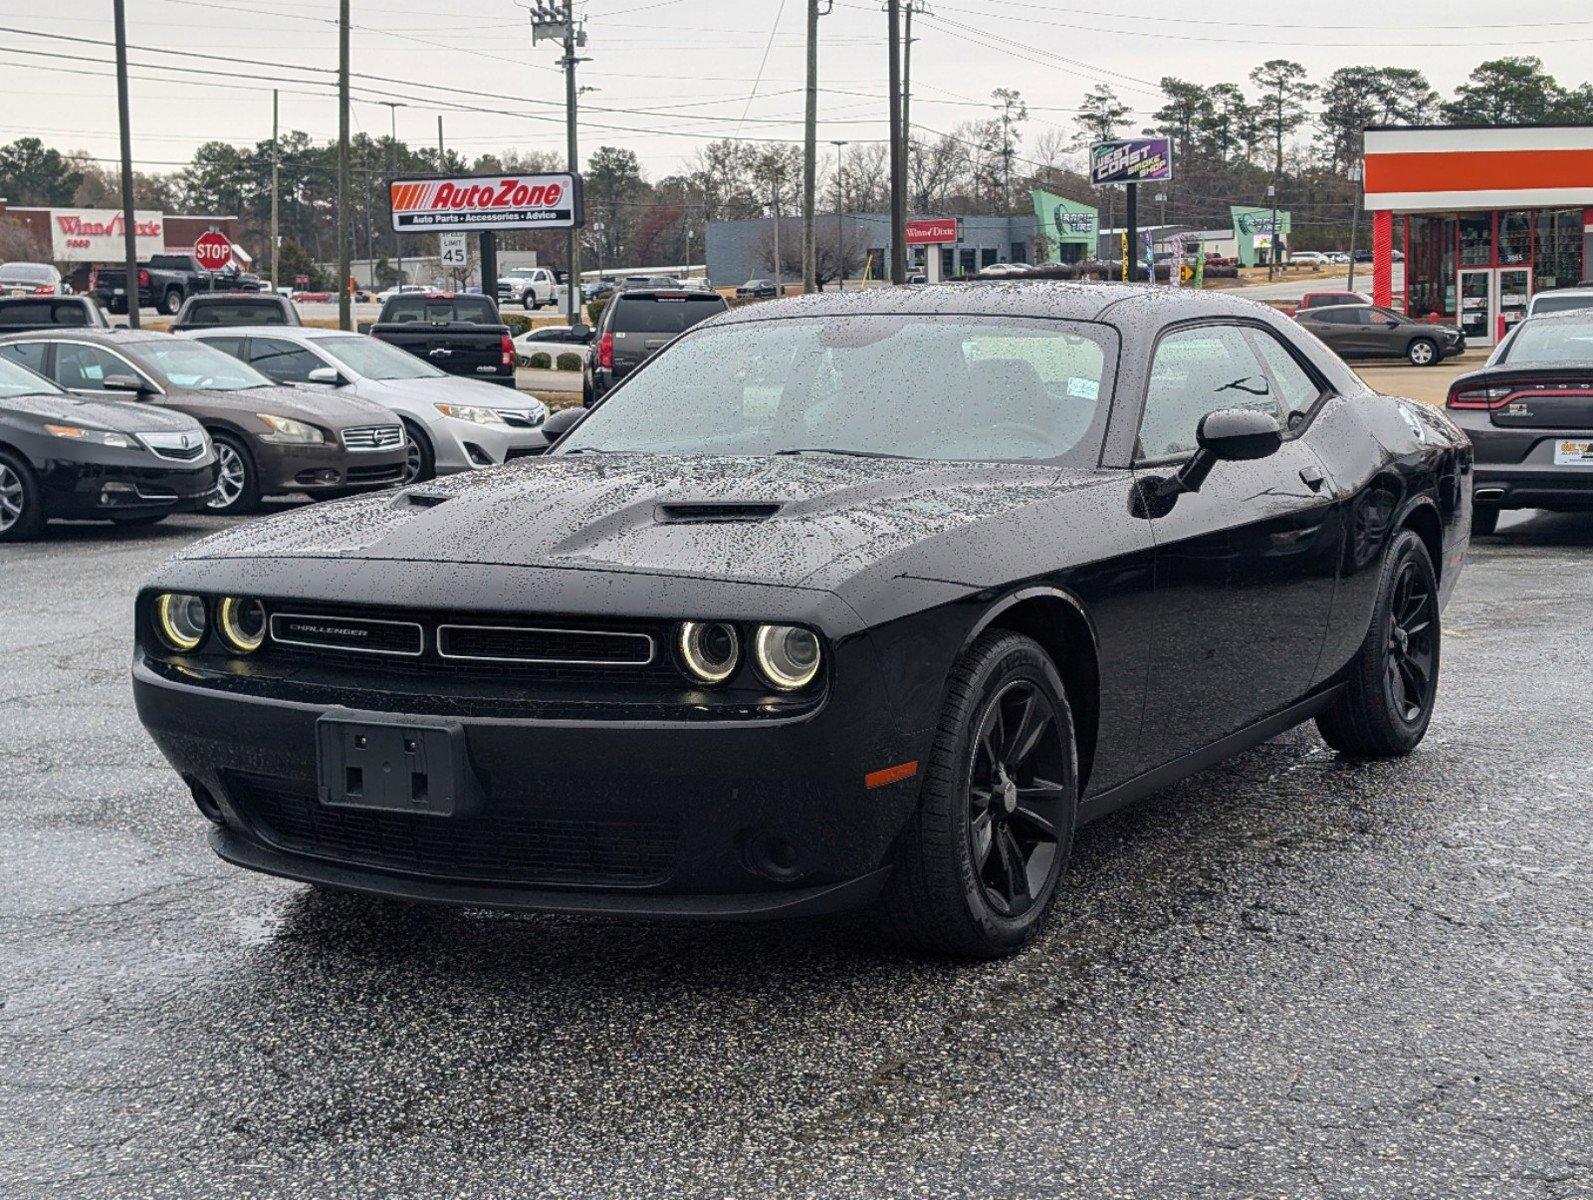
{"left": 102, "top": 374, "right": 150, "bottom": 395}
{"left": 1134, "top": 408, "right": 1283, "bottom": 518}
{"left": 306, "top": 366, "right": 346, "bottom": 386}
{"left": 540, "top": 405, "right": 587, "bottom": 440}
{"left": 356, "top": 321, "right": 374, "bottom": 335}
{"left": 568, "top": 323, "right": 592, "bottom": 342}
{"left": 1383, "top": 318, "right": 1400, "bottom": 328}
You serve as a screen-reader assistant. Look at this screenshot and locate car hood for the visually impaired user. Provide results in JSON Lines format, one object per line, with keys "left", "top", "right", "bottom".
{"left": 176, "top": 453, "right": 1106, "bottom": 591}
{"left": 2, "top": 391, "right": 200, "bottom": 433}
{"left": 364, "top": 374, "right": 523, "bottom": 405}
{"left": 181, "top": 383, "right": 398, "bottom": 429}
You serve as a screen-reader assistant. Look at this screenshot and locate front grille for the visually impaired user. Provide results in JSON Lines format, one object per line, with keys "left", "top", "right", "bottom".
{"left": 140, "top": 431, "right": 207, "bottom": 461}
{"left": 494, "top": 408, "right": 545, "bottom": 429}
{"left": 341, "top": 424, "right": 405, "bottom": 451}
{"left": 438, "top": 624, "right": 654, "bottom": 666}
{"left": 345, "top": 462, "right": 405, "bottom": 484}
{"left": 269, "top": 612, "right": 423, "bottom": 656}
{"left": 227, "top": 772, "right": 680, "bottom": 887}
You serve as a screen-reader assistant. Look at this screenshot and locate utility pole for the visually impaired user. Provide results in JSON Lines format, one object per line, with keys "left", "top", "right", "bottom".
{"left": 437, "top": 115, "right": 445, "bottom": 164}
{"left": 336, "top": 0, "right": 351, "bottom": 330}
{"left": 902, "top": 2, "right": 921, "bottom": 193}
{"left": 381, "top": 102, "right": 404, "bottom": 286}
{"left": 269, "top": 90, "right": 279, "bottom": 293}
{"left": 801, "top": 0, "right": 827, "bottom": 294}
{"left": 886, "top": 0, "right": 906, "bottom": 285}
{"left": 532, "top": 1, "right": 588, "bottom": 322}
{"left": 831, "top": 140, "right": 848, "bottom": 291}
{"left": 112, "top": 0, "right": 139, "bottom": 328}
{"left": 771, "top": 173, "right": 783, "bottom": 295}
{"left": 1267, "top": 182, "right": 1279, "bottom": 281}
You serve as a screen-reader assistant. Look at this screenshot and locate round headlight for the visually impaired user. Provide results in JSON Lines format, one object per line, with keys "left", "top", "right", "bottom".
{"left": 753, "top": 624, "right": 822, "bottom": 691}
{"left": 217, "top": 596, "right": 266, "bottom": 653}
{"left": 678, "top": 620, "right": 740, "bottom": 685}
{"left": 155, "top": 592, "right": 208, "bottom": 652}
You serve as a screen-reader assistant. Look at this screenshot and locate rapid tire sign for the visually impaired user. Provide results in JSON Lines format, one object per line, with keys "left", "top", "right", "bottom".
{"left": 388, "top": 172, "right": 583, "bottom": 232}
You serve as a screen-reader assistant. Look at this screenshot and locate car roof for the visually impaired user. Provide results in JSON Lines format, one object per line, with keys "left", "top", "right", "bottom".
{"left": 180, "top": 325, "right": 348, "bottom": 340}
{"left": 0, "top": 327, "right": 165, "bottom": 346}
{"left": 1529, "top": 289, "right": 1593, "bottom": 302}
{"left": 1518, "top": 304, "right": 1593, "bottom": 321}
{"left": 706, "top": 280, "right": 1284, "bottom": 326}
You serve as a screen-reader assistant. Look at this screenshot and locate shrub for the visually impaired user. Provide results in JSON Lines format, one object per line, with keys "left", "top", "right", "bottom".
{"left": 526, "top": 351, "right": 553, "bottom": 370}
{"left": 555, "top": 351, "right": 584, "bottom": 372}
{"left": 500, "top": 313, "right": 534, "bottom": 337}
{"left": 586, "top": 296, "right": 610, "bottom": 328}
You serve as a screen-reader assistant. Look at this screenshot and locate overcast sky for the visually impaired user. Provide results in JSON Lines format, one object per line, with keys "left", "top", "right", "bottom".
{"left": 5, "top": 0, "right": 1593, "bottom": 183}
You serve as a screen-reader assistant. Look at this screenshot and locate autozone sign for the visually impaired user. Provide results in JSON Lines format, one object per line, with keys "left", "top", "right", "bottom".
{"left": 904, "top": 217, "right": 959, "bottom": 245}
{"left": 50, "top": 209, "right": 164, "bottom": 262}
{"left": 389, "top": 172, "right": 583, "bottom": 232}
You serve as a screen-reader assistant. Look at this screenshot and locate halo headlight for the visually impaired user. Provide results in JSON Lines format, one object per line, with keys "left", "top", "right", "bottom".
{"left": 678, "top": 621, "right": 740, "bottom": 685}
{"left": 217, "top": 596, "right": 267, "bottom": 653}
{"left": 753, "top": 624, "right": 822, "bottom": 691}
{"left": 154, "top": 592, "right": 208, "bottom": 652}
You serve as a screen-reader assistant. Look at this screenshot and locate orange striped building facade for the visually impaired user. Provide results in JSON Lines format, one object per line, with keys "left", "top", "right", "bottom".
{"left": 1362, "top": 126, "right": 1593, "bottom": 346}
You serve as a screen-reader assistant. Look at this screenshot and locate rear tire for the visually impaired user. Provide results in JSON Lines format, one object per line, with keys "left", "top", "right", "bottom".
{"left": 1317, "top": 528, "right": 1440, "bottom": 758}
{"left": 1471, "top": 503, "right": 1500, "bottom": 537}
{"left": 159, "top": 287, "right": 183, "bottom": 317}
{"left": 1407, "top": 337, "right": 1438, "bottom": 367}
{"left": 879, "top": 632, "right": 1078, "bottom": 960}
{"left": 0, "top": 450, "right": 45, "bottom": 541}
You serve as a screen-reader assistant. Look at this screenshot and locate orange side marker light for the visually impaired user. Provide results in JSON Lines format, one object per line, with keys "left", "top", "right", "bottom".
{"left": 865, "top": 761, "right": 919, "bottom": 789}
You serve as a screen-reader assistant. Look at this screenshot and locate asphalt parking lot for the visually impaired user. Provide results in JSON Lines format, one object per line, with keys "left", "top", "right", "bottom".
{"left": 1, "top": 508, "right": 1589, "bottom": 1199}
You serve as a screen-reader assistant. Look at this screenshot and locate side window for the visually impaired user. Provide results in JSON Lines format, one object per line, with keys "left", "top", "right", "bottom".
{"left": 54, "top": 343, "right": 132, "bottom": 391}
{"left": 201, "top": 336, "right": 246, "bottom": 359}
{"left": 0, "top": 342, "right": 47, "bottom": 373}
{"left": 1247, "top": 329, "right": 1323, "bottom": 426}
{"left": 1138, "top": 325, "right": 1283, "bottom": 461}
{"left": 247, "top": 337, "right": 319, "bottom": 384}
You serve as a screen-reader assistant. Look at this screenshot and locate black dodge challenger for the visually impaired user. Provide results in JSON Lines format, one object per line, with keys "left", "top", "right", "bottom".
{"left": 132, "top": 284, "right": 1473, "bottom": 958}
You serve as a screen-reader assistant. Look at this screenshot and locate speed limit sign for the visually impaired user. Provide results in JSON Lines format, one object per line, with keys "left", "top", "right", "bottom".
{"left": 439, "top": 233, "right": 468, "bottom": 267}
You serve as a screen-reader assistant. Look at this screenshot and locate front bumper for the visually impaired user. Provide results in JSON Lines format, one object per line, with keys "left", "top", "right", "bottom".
{"left": 254, "top": 439, "right": 408, "bottom": 495}
{"left": 38, "top": 454, "right": 217, "bottom": 519}
{"left": 429, "top": 416, "right": 551, "bottom": 474}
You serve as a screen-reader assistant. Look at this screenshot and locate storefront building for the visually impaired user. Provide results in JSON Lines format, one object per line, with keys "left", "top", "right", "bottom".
{"left": 0, "top": 202, "right": 242, "bottom": 290}
{"left": 1364, "top": 125, "right": 1593, "bottom": 346}
{"left": 1029, "top": 189, "right": 1097, "bottom": 265}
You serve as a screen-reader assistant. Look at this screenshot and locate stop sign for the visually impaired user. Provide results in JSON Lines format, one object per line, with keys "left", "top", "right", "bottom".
{"left": 194, "top": 231, "right": 232, "bottom": 272}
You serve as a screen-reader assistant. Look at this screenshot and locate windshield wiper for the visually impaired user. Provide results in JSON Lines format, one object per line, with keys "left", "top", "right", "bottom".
{"left": 773, "top": 447, "right": 915, "bottom": 460}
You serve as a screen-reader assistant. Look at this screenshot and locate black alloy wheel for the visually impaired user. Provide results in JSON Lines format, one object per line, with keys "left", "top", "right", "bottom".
{"left": 966, "top": 680, "right": 1069, "bottom": 918}
{"left": 1318, "top": 528, "right": 1440, "bottom": 757}
{"left": 881, "top": 631, "right": 1078, "bottom": 959}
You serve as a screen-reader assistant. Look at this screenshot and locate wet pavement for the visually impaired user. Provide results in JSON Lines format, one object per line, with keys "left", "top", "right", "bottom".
{"left": 1, "top": 509, "right": 1588, "bottom": 1199}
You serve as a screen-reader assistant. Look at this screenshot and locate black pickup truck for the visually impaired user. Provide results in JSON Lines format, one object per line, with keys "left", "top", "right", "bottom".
{"left": 95, "top": 253, "right": 221, "bottom": 316}
{"left": 367, "top": 293, "right": 516, "bottom": 387}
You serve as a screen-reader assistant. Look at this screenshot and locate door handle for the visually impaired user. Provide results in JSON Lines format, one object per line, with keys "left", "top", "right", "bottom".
{"left": 1299, "top": 465, "right": 1325, "bottom": 491}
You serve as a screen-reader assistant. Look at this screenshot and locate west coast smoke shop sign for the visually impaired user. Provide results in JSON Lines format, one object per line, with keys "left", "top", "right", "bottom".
{"left": 1230, "top": 205, "right": 1291, "bottom": 268}
{"left": 389, "top": 172, "right": 584, "bottom": 232}
{"left": 1030, "top": 189, "right": 1097, "bottom": 262}
{"left": 1088, "top": 138, "right": 1173, "bottom": 187}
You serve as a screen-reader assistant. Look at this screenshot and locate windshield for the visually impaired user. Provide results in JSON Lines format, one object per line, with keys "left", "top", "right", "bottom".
{"left": 0, "top": 352, "right": 64, "bottom": 398}
{"left": 318, "top": 335, "right": 445, "bottom": 379}
{"left": 559, "top": 314, "right": 1115, "bottom": 462}
{"left": 1530, "top": 294, "right": 1593, "bottom": 316}
{"left": 1500, "top": 318, "right": 1593, "bottom": 364}
{"left": 382, "top": 295, "right": 499, "bottom": 324}
{"left": 129, "top": 339, "right": 274, "bottom": 389}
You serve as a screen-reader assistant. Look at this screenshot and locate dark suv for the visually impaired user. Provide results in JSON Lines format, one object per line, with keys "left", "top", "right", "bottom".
{"left": 583, "top": 288, "right": 728, "bottom": 404}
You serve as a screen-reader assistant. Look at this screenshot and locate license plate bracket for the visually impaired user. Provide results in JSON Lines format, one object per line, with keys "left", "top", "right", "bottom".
{"left": 1552, "top": 439, "right": 1593, "bottom": 466}
{"left": 315, "top": 714, "right": 480, "bottom": 816}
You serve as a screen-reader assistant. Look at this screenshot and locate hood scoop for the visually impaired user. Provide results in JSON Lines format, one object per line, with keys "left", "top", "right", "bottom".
{"left": 399, "top": 490, "right": 453, "bottom": 509}
{"left": 655, "top": 500, "right": 784, "bottom": 524}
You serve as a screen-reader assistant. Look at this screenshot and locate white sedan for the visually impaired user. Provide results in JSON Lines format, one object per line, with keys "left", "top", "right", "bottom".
{"left": 514, "top": 322, "right": 593, "bottom": 367}
{"left": 177, "top": 326, "right": 549, "bottom": 482}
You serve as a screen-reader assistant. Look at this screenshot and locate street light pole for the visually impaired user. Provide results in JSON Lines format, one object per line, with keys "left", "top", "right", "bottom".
{"left": 886, "top": 0, "right": 906, "bottom": 284}
{"left": 270, "top": 89, "right": 279, "bottom": 294}
{"left": 336, "top": 0, "right": 351, "bottom": 330}
{"left": 830, "top": 140, "right": 847, "bottom": 292}
{"left": 112, "top": 0, "right": 139, "bottom": 328}
{"left": 381, "top": 101, "right": 405, "bottom": 286}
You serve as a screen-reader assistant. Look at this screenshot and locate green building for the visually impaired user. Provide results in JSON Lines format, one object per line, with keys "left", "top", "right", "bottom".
{"left": 1032, "top": 189, "right": 1099, "bottom": 265}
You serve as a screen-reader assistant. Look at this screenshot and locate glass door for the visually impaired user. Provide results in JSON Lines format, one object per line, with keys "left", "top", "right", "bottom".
{"left": 1458, "top": 269, "right": 1494, "bottom": 345}
{"left": 1497, "top": 268, "right": 1531, "bottom": 342}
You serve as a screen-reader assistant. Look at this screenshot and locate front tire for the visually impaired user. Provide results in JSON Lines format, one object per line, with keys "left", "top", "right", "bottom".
{"left": 1317, "top": 528, "right": 1440, "bottom": 758}
{"left": 1407, "top": 337, "right": 1438, "bottom": 367}
{"left": 206, "top": 433, "right": 261, "bottom": 514}
{"left": 0, "top": 450, "right": 45, "bottom": 541}
{"left": 400, "top": 419, "right": 436, "bottom": 484}
{"left": 880, "top": 632, "right": 1078, "bottom": 959}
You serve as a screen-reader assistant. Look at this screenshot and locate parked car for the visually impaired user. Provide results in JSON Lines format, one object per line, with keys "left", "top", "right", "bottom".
{"left": 1294, "top": 304, "right": 1464, "bottom": 366}
{"left": 1288, "top": 251, "right": 1331, "bottom": 267}
{"left": 514, "top": 323, "right": 593, "bottom": 366}
{"left": 582, "top": 287, "right": 729, "bottom": 404}
{"left": 1328, "top": 252, "right": 1351, "bottom": 265}
{"left": 170, "top": 293, "right": 302, "bottom": 332}
{"left": 498, "top": 267, "right": 563, "bottom": 310}
{"left": 180, "top": 326, "right": 549, "bottom": 482}
{"left": 0, "top": 350, "right": 215, "bottom": 539}
{"left": 0, "top": 330, "right": 408, "bottom": 513}
{"left": 736, "top": 279, "right": 779, "bottom": 299}
{"left": 0, "top": 262, "right": 66, "bottom": 297}
{"left": 0, "top": 295, "right": 111, "bottom": 334}
{"left": 1448, "top": 309, "right": 1593, "bottom": 535}
{"left": 584, "top": 277, "right": 619, "bottom": 303}
{"left": 1524, "top": 287, "right": 1593, "bottom": 318}
{"left": 368, "top": 292, "right": 516, "bottom": 388}
{"left": 94, "top": 253, "right": 221, "bottom": 316}
{"left": 130, "top": 283, "right": 1471, "bottom": 958}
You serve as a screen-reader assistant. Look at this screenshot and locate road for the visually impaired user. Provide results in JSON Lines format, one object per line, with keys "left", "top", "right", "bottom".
{"left": 1, "top": 509, "right": 1589, "bottom": 1199}
{"left": 1238, "top": 265, "right": 1403, "bottom": 303}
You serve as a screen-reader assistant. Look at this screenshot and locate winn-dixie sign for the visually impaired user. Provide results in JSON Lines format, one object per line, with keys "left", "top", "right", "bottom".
{"left": 1089, "top": 138, "right": 1174, "bottom": 186}
{"left": 904, "top": 217, "right": 959, "bottom": 245}
{"left": 50, "top": 209, "right": 164, "bottom": 262}
{"left": 389, "top": 172, "right": 582, "bottom": 232}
